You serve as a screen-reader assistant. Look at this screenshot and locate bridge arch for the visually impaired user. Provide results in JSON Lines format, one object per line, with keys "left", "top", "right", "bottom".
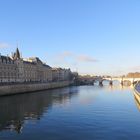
{"left": 94, "top": 77, "right": 140, "bottom": 86}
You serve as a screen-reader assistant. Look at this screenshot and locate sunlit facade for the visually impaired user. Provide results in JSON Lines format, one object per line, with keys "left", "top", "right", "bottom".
{"left": 0, "top": 48, "right": 72, "bottom": 83}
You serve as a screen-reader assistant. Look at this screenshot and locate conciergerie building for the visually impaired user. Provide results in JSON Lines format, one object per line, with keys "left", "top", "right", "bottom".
{"left": 0, "top": 48, "right": 72, "bottom": 83}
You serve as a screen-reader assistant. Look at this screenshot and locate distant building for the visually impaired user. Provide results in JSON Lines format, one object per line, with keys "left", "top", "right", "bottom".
{"left": 127, "top": 72, "right": 140, "bottom": 78}
{"left": 0, "top": 48, "right": 72, "bottom": 83}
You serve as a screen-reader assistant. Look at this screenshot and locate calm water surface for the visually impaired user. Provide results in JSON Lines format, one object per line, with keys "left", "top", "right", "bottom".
{"left": 0, "top": 84, "right": 140, "bottom": 140}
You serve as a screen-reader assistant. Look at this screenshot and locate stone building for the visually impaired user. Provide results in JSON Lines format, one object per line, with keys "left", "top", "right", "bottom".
{"left": 0, "top": 55, "right": 17, "bottom": 83}
{"left": 52, "top": 68, "right": 72, "bottom": 82}
{"left": 0, "top": 48, "right": 72, "bottom": 83}
{"left": 23, "top": 57, "right": 52, "bottom": 82}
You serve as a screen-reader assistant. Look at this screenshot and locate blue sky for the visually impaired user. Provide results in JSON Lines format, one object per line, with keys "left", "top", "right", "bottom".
{"left": 0, "top": 0, "right": 140, "bottom": 75}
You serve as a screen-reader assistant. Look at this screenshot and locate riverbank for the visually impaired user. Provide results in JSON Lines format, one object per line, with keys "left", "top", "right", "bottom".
{"left": 0, "top": 81, "right": 73, "bottom": 96}
{"left": 134, "top": 82, "right": 140, "bottom": 94}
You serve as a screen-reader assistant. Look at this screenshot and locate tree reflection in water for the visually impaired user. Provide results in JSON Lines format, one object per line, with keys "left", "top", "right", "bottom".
{"left": 0, "top": 87, "right": 78, "bottom": 133}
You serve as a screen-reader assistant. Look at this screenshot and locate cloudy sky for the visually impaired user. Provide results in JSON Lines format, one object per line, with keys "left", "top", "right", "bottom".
{"left": 0, "top": 0, "right": 140, "bottom": 75}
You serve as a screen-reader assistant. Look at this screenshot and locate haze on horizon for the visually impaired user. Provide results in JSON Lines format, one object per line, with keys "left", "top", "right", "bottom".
{"left": 0, "top": 0, "right": 140, "bottom": 76}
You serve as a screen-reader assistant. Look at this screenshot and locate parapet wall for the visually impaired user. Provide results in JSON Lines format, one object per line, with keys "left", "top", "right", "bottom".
{"left": 0, "top": 81, "right": 73, "bottom": 96}
{"left": 134, "top": 83, "right": 140, "bottom": 94}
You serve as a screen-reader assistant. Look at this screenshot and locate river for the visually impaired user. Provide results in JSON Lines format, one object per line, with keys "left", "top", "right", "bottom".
{"left": 0, "top": 83, "right": 140, "bottom": 140}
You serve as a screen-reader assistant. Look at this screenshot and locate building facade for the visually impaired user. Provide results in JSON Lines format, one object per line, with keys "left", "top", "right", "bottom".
{"left": 0, "top": 48, "right": 72, "bottom": 83}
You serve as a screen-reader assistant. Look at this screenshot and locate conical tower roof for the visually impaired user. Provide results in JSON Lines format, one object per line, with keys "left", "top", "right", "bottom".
{"left": 12, "top": 48, "right": 21, "bottom": 60}
{"left": 16, "top": 48, "right": 20, "bottom": 59}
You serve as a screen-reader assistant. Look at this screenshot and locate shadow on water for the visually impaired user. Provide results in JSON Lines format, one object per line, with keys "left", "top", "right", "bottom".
{"left": 0, "top": 86, "right": 78, "bottom": 133}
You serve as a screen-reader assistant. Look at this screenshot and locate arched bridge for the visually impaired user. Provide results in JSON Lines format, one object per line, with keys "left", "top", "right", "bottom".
{"left": 95, "top": 77, "right": 140, "bottom": 86}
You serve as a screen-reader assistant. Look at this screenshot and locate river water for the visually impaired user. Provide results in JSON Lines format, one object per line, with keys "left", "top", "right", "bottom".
{"left": 0, "top": 83, "right": 140, "bottom": 140}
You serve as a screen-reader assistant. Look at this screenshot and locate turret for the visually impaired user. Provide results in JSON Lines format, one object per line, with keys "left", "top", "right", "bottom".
{"left": 12, "top": 48, "right": 21, "bottom": 60}
{"left": 16, "top": 48, "right": 20, "bottom": 59}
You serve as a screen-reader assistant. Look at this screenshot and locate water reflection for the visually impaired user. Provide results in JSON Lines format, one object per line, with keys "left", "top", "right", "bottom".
{"left": 97, "top": 80, "right": 133, "bottom": 91}
{"left": 0, "top": 87, "right": 78, "bottom": 133}
{"left": 100, "top": 83, "right": 133, "bottom": 92}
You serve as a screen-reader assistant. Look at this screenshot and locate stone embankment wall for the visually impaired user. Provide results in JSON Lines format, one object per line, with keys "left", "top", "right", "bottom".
{"left": 134, "top": 83, "right": 140, "bottom": 104}
{"left": 134, "top": 83, "right": 140, "bottom": 94}
{"left": 0, "top": 81, "right": 73, "bottom": 96}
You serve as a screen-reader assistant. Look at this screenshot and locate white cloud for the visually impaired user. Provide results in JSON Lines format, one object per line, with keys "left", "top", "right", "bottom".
{"left": 0, "top": 43, "right": 10, "bottom": 49}
{"left": 77, "top": 54, "right": 98, "bottom": 63}
{"left": 55, "top": 51, "right": 98, "bottom": 63}
{"left": 56, "top": 51, "right": 73, "bottom": 61}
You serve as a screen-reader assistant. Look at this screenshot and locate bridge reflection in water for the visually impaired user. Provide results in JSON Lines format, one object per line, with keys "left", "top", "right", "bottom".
{"left": 94, "top": 80, "right": 134, "bottom": 90}
{"left": 0, "top": 87, "right": 78, "bottom": 133}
